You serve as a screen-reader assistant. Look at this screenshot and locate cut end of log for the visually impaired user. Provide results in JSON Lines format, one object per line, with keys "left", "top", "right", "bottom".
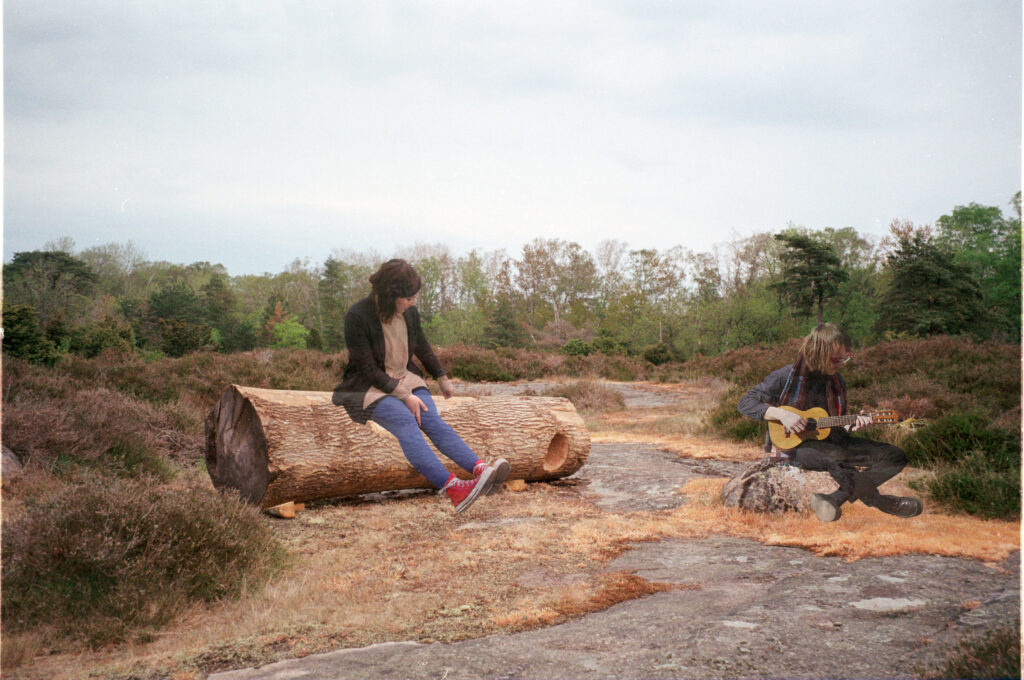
{"left": 543, "top": 433, "right": 569, "bottom": 472}
{"left": 205, "top": 385, "right": 271, "bottom": 505}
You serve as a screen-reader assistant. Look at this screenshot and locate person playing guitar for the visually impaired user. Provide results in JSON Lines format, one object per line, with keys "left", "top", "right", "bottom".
{"left": 737, "top": 323, "right": 923, "bottom": 522}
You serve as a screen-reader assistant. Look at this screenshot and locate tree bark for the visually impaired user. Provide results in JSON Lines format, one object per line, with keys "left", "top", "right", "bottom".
{"left": 205, "top": 385, "right": 590, "bottom": 508}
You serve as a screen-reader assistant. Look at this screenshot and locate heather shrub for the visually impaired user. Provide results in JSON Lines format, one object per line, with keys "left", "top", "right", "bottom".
{"left": 541, "top": 380, "right": 626, "bottom": 412}
{"left": 444, "top": 345, "right": 515, "bottom": 381}
{"left": 904, "top": 412, "right": 1019, "bottom": 469}
{"left": 916, "top": 451, "right": 1021, "bottom": 519}
{"left": 495, "top": 346, "right": 559, "bottom": 379}
{"left": 2, "top": 364, "right": 204, "bottom": 471}
{"left": 682, "top": 340, "right": 801, "bottom": 386}
{"left": 1, "top": 477, "right": 284, "bottom": 647}
{"left": 705, "top": 384, "right": 765, "bottom": 443}
{"left": 905, "top": 412, "right": 1020, "bottom": 519}
{"left": 924, "top": 624, "right": 1021, "bottom": 680}
{"left": 561, "top": 353, "right": 649, "bottom": 381}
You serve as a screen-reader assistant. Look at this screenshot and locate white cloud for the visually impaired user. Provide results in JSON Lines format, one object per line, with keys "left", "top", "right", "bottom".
{"left": 5, "top": 0, "right": 1020, "bottom": 274}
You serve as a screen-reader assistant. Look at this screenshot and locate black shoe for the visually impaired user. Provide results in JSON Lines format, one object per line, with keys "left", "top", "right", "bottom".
{"left": 810, "top": 493, "right": 842, "bottom": 522}
{"left": 873, "top": 495, "right": 923, "bottom": 518}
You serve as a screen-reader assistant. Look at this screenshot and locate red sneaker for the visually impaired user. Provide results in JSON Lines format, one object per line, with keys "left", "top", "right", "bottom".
{"left": 442, "top": 466, "right": 495, "bottom": 513}
{"left": 474, "top": 458, "right": 510, "bottom": 495}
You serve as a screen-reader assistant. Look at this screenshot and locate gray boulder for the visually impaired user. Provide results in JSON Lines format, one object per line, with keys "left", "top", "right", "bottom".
{"left": 2, "top": 445, "right": 23, "bottom": 480}
{"left": 721, "top": 461, "right": 837, "bottom": 513}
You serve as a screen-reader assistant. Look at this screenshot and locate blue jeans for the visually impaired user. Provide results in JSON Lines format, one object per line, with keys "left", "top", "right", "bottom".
{"left": 370, "top": 388, "right": 479, "bottom": 489}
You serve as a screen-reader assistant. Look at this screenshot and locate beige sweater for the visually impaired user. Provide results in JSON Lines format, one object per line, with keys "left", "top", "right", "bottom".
{"left": 362, "top": 313, "right": 427, "bottom": 409}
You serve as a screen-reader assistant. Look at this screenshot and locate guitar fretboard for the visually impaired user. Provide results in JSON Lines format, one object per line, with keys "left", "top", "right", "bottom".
{"left": 809, "top": 415, "right": 866, "bottom": 429}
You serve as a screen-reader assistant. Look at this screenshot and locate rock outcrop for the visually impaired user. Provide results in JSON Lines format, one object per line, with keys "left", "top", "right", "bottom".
{"left": 721, "top": 461, "right": 838, "bottom": 513}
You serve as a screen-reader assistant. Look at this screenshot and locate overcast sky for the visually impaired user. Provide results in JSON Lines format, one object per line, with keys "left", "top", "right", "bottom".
{"left": 5, "top": 1, "right": 1021, "bottom": 275}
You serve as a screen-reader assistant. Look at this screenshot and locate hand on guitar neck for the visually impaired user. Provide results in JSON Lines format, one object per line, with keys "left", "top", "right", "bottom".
{"left": 765, "top": 405, "right": 900, "bottom": 451}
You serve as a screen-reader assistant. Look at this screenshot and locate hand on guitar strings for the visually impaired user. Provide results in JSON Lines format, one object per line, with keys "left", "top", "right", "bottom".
{"left": 848, "top": 412, "right": 873, "bottom": 432}
{"left": 767, "top": 406, "right": 807, "bottom": 434}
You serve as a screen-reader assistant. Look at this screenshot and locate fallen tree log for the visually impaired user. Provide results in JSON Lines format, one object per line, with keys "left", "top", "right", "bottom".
{"left": 205, "top": 385, "right": 590, "bottom": 508}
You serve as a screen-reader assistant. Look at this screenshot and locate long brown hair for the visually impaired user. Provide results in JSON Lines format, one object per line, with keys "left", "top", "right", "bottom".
{"left": 799, "top": 322, "right": 852, "bottom": 374}
{"left": 369, "top": 259, "right": 422, "bottom": 322}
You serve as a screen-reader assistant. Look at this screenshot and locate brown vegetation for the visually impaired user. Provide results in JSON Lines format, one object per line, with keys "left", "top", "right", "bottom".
{"left": 1, "top": 340, "right": 1019, "bottom": 679}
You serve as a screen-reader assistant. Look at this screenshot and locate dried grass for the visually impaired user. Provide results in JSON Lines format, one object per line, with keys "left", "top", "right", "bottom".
{"left": 489, "top": 572, "right": 679, "bottom": 630}
{"left": 4, "top": 348, "right": 1019, "bottom": 679}
{"left": 670, "top": 478, "right": 1020, "bottom": 563}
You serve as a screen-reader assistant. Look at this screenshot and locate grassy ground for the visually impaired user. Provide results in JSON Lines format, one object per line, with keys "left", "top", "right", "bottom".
{"left": 2, "top": 344, "right": 1020, "bottom": 679}
{"left": 5, "top": 378, "right": 1019, "bottom": 679}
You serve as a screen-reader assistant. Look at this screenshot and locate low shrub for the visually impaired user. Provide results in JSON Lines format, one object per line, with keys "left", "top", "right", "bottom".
{"left": 911, "top": 449, "right": 1021, "bottom": 520}
{"left": 924, "top": 624, "right": 1021, "bottom": 679}
{"left": 1, "top": 477, "right": 284, "bottom": 648}
{"left": 561, "top": 338, "right": 591, "bottom": 356}
{"left": 444, "top": 345, "right": 515, "bottom": 381}
{"left": 904, "top": 412, "right": 1019, "bottom": 469}
{"left": 541, "top": 380, "right": 626, "bottom": 412}
{"left": 704, "top": 385, "right": 766, "bottom": 443}
{"left": 642, "top": 342, "right": 673, "bottom": 366}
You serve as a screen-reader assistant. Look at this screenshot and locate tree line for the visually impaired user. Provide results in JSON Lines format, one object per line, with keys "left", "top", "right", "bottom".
{"left": 4, "top": 195, "right": 1020, "bottom": 366}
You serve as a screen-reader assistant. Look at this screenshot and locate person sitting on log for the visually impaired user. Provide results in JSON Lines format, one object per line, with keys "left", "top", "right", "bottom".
{"left": 737, "top": 322, "right": 922, "bottom": 522}
{"left": 333, "top": 258, "right": 509, "bottom": 513}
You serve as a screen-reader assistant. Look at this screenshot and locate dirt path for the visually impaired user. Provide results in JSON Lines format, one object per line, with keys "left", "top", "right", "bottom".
{"left": 210, "top": 381, "right": 1020, "bottom": 680}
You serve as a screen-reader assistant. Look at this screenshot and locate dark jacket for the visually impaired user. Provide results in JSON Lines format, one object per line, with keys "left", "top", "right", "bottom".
{"left": 738, "top": 363, "right": 850, "bottom": 451}
{"left": 738, "top": 363, "right": 847, "bottom": 421}
{"left": 332, "top": 296, "right": 447, "bottom": 423}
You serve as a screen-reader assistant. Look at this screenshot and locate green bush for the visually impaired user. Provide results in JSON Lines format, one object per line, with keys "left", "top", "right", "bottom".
{"left": 912, "top": 450, "right": 1021, "bottom": 520}
{"left": 590, "top": 335, "right": 626, "bottom": 356}
{"left": 903, "top": 411, "right": 1020, "bottom": 519}
{"left": 904, "top": 412, "right": 1019, "bottom": 469}
{"left": 1, "top": 477, "right": 284, "bottom": 647}
{"left": 561, "top": 338, "right": 591, "bottom": 356}
{"left": 271, "top": 316, "right": 310, "bottom": 349}
{"left": 2, "top": 304, "right": 60, "bottom": 366}
{"left": 158, "top": 317, "right": 210, "bottom": 357}
{"left": 642, "top": 342, "right": 673, "bottom": 366}
{"left": 68, "top": 317, "right": 134, "bottom": 358}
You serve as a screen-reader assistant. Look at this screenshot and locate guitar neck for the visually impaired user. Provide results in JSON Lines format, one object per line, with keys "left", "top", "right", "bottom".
{"left": 812, "top": 414, "right": 861, "bottom": 429}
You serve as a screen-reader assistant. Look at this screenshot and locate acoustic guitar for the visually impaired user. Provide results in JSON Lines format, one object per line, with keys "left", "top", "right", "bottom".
{"left": 768, "top": 405, "right": 900, "bottom": 450}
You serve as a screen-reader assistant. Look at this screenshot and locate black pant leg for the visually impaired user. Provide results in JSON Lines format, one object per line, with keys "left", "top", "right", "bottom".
{"left": 791, "top": 434, "right": 907, "bottom": 505}
{"left": 834, "top": 435, "right": 907, "bottom": 505}
{"left": 788, "top": 439, "right": 858, "bottom": 503}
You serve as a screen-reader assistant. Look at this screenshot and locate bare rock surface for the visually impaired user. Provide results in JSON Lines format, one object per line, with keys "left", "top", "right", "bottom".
{"left": 211, "top": 434, "right": 1020, "bottom": 680}
{"left": 458, "top": 380, "right": 689, "bottom": 408}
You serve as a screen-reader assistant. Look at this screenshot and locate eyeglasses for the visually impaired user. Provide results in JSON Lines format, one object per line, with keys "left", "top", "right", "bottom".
{"left": 830, "top": 354, "right": 853, "bottom": 365}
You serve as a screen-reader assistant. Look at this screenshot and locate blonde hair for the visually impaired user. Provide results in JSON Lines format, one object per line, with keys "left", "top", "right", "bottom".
{"left": 799, "top": 323, "right": 852, "bottom": 373}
